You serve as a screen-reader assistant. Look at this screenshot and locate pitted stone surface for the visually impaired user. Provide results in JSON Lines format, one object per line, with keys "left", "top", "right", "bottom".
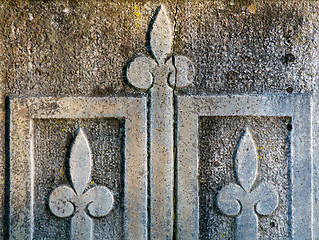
{"left": 1, "top": 1, "right": 317, "bottom": 98}
{"left": 175, "top": 1, "right": 319, "bottom": 96}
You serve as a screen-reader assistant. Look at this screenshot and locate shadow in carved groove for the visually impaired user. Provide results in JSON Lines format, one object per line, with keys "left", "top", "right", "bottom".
{"left": 49, "top": 128, "right": 114, "bottom": 240}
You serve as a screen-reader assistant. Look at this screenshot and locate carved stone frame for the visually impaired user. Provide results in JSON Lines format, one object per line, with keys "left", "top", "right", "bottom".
{"left": 9, "top": 96, "right": 147, "bottom": 240}
{"left": 177, "top": 94, "right": 312, "bottom": 239}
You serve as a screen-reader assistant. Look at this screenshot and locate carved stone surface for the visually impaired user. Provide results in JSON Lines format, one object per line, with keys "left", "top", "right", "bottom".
{"left": 9, "top": 97, "right": 147, "bottom": 239}
{"left": 36, "top": 120, "right": 121, "bottom": 239}
{"left": 48, "top": 128, "right": 114, "bottom": 240}
{"left": 125, "top": 5, "right": 194, "bottom": 239}
{"left": 1, "top": 1, "right": 319, "bottom": 239}
{"left": 177, "top": 95, "right": 311, "bottom": 239}
{"left": 199, "top": 117, "right": 290, "bottom": 240}
{"left": 215, "top": 127, "right": 279, "bottom": 239}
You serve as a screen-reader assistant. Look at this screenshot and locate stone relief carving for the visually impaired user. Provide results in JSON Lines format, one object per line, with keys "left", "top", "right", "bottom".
{"left": 126, "top": 5, "right": 195, "bottom": 90}
{"left": 125, "top": 5, "right": 195, "bottom": 239}
{"left": 49, "top": 128, "right": 114, "bottom": 240}
{"left": 4, "top": 2, "right": 316, "bottom": 239}
{"left": 10, "top": 97, "right": 147, "bottom": 239}
{"left": 217, "top": 128, "right": 278, "bottom": 239}
{"left": 5, "top": 3, "right": 315, "bottom": 239}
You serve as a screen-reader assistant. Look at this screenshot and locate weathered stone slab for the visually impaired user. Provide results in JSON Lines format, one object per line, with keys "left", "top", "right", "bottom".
{"left": 9, "top": 97, "right": 147, "bottom": 239}
{"left": 0, "top": 1, "right": 319, "bottom": 239}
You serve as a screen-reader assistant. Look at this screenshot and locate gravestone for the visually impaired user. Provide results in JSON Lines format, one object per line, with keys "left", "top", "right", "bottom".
{"left": 0, "top": 1, "right": 319, "bottom": 239}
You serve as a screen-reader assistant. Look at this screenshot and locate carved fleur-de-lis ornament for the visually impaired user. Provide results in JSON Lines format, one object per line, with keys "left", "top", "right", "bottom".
{"left": 49, "top": 129, "right": 114, "bottom": 240}
{"left": 126, "top": 5, "right": 195, "bottom": 90}
{"left": 217, "top": 128, "right": 278, "bottom": 239}
{"left": 125, "top": 6, "right": 195, "bottom": 238}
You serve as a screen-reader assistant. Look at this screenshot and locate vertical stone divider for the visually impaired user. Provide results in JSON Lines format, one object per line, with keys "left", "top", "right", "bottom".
{"left": 311, "top": 28, "right": 319, "bottom": 238}
{"left": 126, "top": 5, "right": 194, "bottom": 239}
{"left": 150, "top": 65, "right": 174, "bottom": 240}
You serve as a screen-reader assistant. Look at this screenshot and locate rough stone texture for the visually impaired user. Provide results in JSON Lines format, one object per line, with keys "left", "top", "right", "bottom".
{"left": 1, "top": 0, "right": 319, "bottom": 239}
{"left": 175, "top": 1, "right": 319, "bottom": 96}
{"left": 199, "top": 116, "right": 290, "bottom": 239}
{"left": 0, "top": 0, "right": 177, "bottom": 98}
{"left": 33, "top": 118, "right": 124, "bottom": 239}
{"left": 1, "top": 1, "right": 317, "bottom": 98}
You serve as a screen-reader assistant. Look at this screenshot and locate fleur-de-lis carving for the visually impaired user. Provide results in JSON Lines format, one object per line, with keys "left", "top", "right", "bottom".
{"left": 49, "top": 129, "right": 114, "bottom": 240}
{"left": 126, "top": 5, "right": 195, "bottom": 90}
{"left": 125, "top": 5, "right": 195, "bottom": 238}
{"left": 217, "top": 128, "right": 278, "bottom": 239}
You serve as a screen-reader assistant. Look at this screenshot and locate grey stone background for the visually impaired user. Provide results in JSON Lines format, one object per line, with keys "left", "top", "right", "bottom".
{"left": 0, "top": 0, "right": 318, "bottom": 238}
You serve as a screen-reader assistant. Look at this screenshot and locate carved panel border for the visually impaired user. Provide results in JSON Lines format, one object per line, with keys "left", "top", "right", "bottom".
{"left": 177, "top": 94, "right": 311, "bottom": 239}
{"left": 9, "top": 97, "right": 147, "bottom": 240}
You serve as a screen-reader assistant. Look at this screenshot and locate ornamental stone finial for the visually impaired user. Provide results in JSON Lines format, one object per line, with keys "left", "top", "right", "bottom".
{"left": 125, "top": 5, "right": 195, "bottom": 239}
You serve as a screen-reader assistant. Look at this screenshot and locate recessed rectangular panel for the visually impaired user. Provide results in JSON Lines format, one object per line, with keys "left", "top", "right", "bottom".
{"left": 177, "top": 94, "right": 311, "bottom": 239}
{"left": 199, "top": 116, "right": 291, "bottom": 239}
{"left": 9, "top": 97, "right": 147, "bottom": 240}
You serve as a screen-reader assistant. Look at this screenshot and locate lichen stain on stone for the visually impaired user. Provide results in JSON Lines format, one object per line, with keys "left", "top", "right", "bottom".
{"left": 134, "top": 5, "right": 142, "bottom": 28}
{"left": 16, "top": 108, "right": 29, "bottom": 118}
{"left": 247, "top": 4, "right": 255, "bottom": 14}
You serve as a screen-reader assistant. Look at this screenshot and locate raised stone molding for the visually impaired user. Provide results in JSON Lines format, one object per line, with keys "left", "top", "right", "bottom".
{"left": 125, "top": 5, "right": 194, "bottom": 239}
{"left": 49, "top": 128, "right": 114, "bottom": 240}
{"left": 177, "top": 94, "right": 311, "bottom": 239}
{"left": 9, "top": 97, "right": 147, "bottom": 239}
{"left": 217, "top": 128, "right": 278, "bottom": 239}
